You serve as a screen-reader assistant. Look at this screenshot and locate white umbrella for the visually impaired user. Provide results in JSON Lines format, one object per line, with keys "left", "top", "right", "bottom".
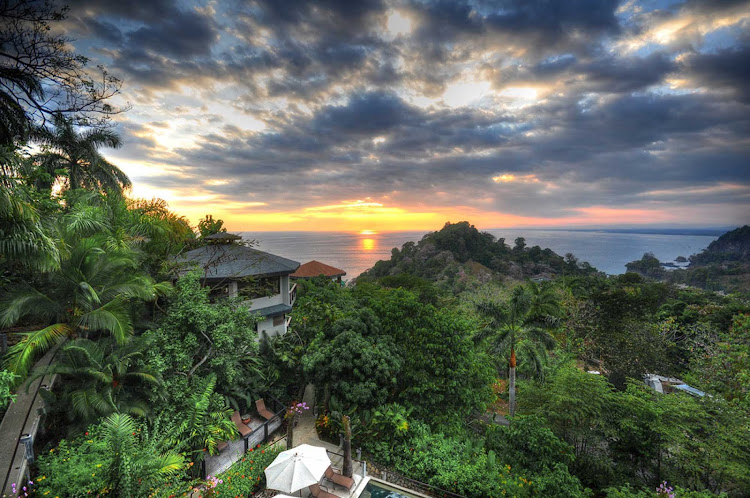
{"left": 265, "top": 444, "right": 332, "bottom": 495}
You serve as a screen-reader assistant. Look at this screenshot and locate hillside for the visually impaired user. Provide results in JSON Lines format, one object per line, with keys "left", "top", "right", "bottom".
{"left": 625, "top": 226, "right": 750, "bottom": 293}
{"left": 359, "top": 221, "right": 599, "bottom": 289}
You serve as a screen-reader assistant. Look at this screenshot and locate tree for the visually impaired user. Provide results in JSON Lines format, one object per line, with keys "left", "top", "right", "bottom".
{"left": 1, "top": 230, "right": 161, "bottom": 377}
{"left": 29, "top": 337, "right": 160, "bottom": 426}
{"left": 0, "top": 0, "right": 124, "bottom": 145}
{"left": 0, "top": 180, "right": 58, "bottom": 270}
{"left": 302, "top": 327, "right": 402, "bottom": 410}
{"left": 476, "top": 282, "right": 561, "bottom": 416}
{"left": 197, "top": 214, "right": 227, "bottom": 239}
{"left": 35, "top": 112, "right": 129, "bottom": 195}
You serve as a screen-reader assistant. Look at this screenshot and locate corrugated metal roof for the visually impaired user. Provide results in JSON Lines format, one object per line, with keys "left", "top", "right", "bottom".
{"left": 673, "top": 384, "right": 706, "bottom": 397}
{"left": 175, "top": 245, "right": 300, "bottom": 280}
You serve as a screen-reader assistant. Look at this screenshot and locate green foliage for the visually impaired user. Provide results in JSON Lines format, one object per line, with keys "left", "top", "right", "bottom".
{"left": 0, "top": 369, "right": 18, "bottom": 411}
{"left": 362, "top": 221, "right": 599, "bottom": 291}
{"left": 165, "top": 374, "right": 238, "bottom": 461}
{"left": 144, "top": 270, "right": 262, "bottom": 410}
{"left": 211, "top": 443, "right": 283, "bottom": 497}
{"left": 364, "top": 287, "right": 496, "bottom": 426}
{"left": 35, "top": 113, "right": 129, "bottom": 195}
{"left": 625, "top": 253, "right": 667, "bottom": 280}
{"left": 29, "top": 337, "right": 160, "bottom": 428}
{"left": 303, "top": 327, "right": 402, "bottom": 409}
{"left": 197, "top": 214, "right": 227, "bottom": 239}
{"left": 486, "top": 415, "right": 574, "bottom": 475}
{"left": 1, "top": 229, "right": 160, "bottom": 377}
{"left": 34, "top": 414, "right": 186, "bottom": 497}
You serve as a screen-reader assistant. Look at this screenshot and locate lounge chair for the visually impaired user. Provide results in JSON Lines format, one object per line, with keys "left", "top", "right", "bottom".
{"left": 256, "top": 398, "right": 275, "bottom": 421}
{"left": 324, "top": 466, "right": 354, "bottom": 491}
{"left": 309, "top": 483, "right": 338, "bottom": 498}
{"left": 231, "top": 410, "right": 253, "bottom": 437}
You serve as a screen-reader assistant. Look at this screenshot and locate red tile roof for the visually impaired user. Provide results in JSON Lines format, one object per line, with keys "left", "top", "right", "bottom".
{"left": 291, "top": 260, "right": 346, "bottom": 278}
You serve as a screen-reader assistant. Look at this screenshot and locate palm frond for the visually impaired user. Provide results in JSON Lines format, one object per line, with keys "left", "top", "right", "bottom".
{"left": 4, "top": 323, "right": 72, "bottom": 376}
{"left": 0, "top": 289, "right": 59, "bottom": 327}
{"left": 76, "top": 297, "right": 133, "bottom": 343}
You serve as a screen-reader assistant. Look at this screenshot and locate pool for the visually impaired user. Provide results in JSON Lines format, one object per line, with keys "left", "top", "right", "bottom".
{"left": 356, "top": 478, "right": 429, "bottom": 498}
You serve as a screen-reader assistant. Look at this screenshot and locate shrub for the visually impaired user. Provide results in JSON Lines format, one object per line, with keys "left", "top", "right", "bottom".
{"left": 212, "top": 443, "right": 283, "bottom": 497}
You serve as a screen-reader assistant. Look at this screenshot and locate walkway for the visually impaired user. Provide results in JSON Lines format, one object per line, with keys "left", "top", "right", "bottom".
{"left": 274, "top": 384, "right": 368, "bottom": 498}
{"left": 0, "top": 345, "right": 60, "bottom": 495}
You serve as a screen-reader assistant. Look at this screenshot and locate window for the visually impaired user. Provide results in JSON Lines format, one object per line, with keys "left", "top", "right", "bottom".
{"left": 238, "top": 277, "right": 280, "bottom": 299}
{"left": 273, "top": 314, "right": 284, "bottom": 327}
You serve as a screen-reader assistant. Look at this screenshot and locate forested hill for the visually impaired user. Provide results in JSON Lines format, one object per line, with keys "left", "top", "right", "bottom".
{"left": 690, "top": 225, "right": 750, "bottom": 265}
{"left": 625, "top": 226, "right": 750, "bottom": 292}
{"left": 359, "top": 221, "right": 599, "bottom": 287}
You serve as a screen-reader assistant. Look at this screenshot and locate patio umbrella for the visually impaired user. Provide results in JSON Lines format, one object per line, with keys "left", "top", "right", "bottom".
{"left": 264, "top": 444, "right": 332, "bottom": 495}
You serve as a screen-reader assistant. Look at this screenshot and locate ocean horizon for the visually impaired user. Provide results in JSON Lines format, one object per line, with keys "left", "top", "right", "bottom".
{"left": 241, "top": 227, "right": 721, "bottom": 279}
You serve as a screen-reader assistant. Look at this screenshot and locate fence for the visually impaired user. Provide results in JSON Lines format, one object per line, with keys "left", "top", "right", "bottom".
{"left": 202, "top": 395, "right": 286, "bottom": 477}
{"left": 0, "top": 346, "right": 61, "bottom": 496}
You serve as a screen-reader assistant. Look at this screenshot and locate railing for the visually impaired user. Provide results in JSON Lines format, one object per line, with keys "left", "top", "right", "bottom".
{"left": 202, "top": 395, "right": 286, "bottom": 478}
{"left": 1, "top": 345, "right": 62, "bottom": 496}
{"left": 365, "top": 459, "right": 466, "bottom": 498}
{"left": 289, "top": 283, "right": 297, "bottom": 306}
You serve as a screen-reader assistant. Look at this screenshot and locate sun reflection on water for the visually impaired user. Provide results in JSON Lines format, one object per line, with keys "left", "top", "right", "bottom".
{"left": 361, "top": 238, "right": 376, "bottom": 251}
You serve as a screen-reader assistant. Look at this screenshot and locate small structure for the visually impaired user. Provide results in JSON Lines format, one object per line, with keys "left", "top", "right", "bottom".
{"left": 644, "top": 374, "right": 707, "bottom": 397}
{"left": 291, "top": 260, "right": 346, "bottom": 284}
{"left": 175, "top": 235, "right": 300, "bottom": 337}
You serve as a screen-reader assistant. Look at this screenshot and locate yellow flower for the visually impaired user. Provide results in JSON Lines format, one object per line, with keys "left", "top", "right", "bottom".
{"left": 96, "top": 464, "right": 102, "bottom": 468}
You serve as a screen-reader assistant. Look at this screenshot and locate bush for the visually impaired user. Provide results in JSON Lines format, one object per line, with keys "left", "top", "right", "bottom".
{"left": 211, "top": 443, "right": 283, "bottom": 497}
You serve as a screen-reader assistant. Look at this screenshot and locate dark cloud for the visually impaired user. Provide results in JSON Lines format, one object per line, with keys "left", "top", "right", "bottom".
{"left": 683, "top": 44, "right": 750, "bottom": 102}
{"left": 61, "top": 0, "right": 750, "bottom": 225}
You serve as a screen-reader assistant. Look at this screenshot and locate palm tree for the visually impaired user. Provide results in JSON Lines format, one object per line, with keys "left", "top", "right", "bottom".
{"left": 103, "top": 413, "right": 185, "bottom": 496}
{"left": 477, "top": 281, "right": 561, "bottom": 416}
{"left": 0, "top": 182, "right": 59, "bottom": 270}
{"left": 36, "top": 113, "right": 129, "bottom": 195}
{"left": 29, "top": 337, "right": 160, "bottom": 424}
{"left": 0, "top": 231, "right": 162, "bottom": 377}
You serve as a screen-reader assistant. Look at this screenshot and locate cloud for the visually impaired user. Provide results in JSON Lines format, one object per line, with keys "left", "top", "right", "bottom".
{"left": 58, "top": 0, "right": 750, "bottom": 228}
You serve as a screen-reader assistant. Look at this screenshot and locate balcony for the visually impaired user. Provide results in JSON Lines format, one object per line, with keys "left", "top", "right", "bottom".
{"left": 289, "top": 283, "right": 297, "bottom": 306}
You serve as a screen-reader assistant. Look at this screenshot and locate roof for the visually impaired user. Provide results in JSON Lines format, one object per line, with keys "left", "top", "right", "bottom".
{"left": 673, "top": 384, "right": 707, "bottom": 397}
{"left": 205, "top": 232, "right": 242, "bottom": 241}
{"left": 254, "top": 304, "right": 293, "bottom": 317}
{"left": 290, "top": 260, "right": 346, "bottom": 278}
{"left": 175, "top": 244, "right": 300, "bottom": 280}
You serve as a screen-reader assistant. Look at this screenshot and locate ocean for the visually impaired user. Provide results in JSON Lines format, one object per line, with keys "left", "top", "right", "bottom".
{"left": 241, "top": 229, "right": 720, "bottom": 280}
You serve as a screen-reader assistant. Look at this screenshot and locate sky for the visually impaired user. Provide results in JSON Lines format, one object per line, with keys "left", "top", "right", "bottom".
{"left": 63, "top": 0, "right": 750, "bottom": 232}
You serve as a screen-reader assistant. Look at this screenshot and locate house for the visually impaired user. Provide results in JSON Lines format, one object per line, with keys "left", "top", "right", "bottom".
{"left": 175, "top": 235, "right": 300, "bottom": 338}
{"left": 291, "top": 260, "right": 347, "bottom": 283}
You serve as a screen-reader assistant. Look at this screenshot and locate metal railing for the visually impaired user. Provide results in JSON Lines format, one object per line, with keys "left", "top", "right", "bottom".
{"left": 202, "top": 394, "right": 287, "bottom": 478}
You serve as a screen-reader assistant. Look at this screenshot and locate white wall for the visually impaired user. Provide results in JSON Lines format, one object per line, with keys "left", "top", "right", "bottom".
{"left": 256, "top": 316, "right": 286, "bottom": 339}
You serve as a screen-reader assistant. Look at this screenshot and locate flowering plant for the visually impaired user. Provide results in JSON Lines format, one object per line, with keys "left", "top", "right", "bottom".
{"left": 287, "top": 401, "right": 309, "bottom": 416}
{"left": 656, "top": 481, "right": 675, "bottom": 498}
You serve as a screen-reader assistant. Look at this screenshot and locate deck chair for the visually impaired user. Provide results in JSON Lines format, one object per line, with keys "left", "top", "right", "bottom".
{"left": 324, "top": 466, "right": 354, "bottom": 491}
{"left": 309, "top": 483, "right": 338, "bottom": 498}
{"left": 231, "top": 410, "right": 253, "bottom": 437}
{"left": 256, "top": 398, "right": 275, "bottom": 421}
